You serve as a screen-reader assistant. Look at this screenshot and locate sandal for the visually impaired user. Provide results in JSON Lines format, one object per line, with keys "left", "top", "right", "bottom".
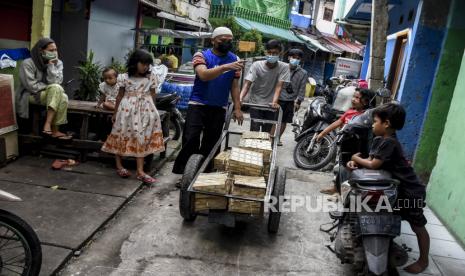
{"left": 52, "top": 159, "right": 79, "bottom": 170}
{"left": 116, "top": 168, "right": 132, "bottom": 178}
{"left": 137, "top": 174, "right": 157, "bottom": 184}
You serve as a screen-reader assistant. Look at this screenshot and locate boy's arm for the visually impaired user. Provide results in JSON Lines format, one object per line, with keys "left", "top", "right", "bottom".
{"left": 316, "top": 120, "right": 343, "bottom": 141}
{"left": 240, "top": 80, "right": 252, "bottom": 101}
{"left": 351, "top": 153, "right": 383, "bottom": 169}
{"left": 271, "top": 81, "right": 284, "bottom": 108}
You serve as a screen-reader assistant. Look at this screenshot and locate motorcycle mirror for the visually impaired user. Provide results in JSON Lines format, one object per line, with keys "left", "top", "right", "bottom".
{"left": 376, "top": 87, "right": 392, "bottom": 98}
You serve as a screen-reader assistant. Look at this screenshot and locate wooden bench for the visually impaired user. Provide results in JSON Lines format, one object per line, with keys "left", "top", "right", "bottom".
{"left": 22, "top": 100, "right": 170, "bottom": 165}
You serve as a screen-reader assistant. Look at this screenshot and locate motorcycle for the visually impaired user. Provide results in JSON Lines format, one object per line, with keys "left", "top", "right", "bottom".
{"left": 292, "top": 77, "right": 368, "bottom": 171}
{"left": 292, "top": 96, "right": 339, "bottom": 170}
{"left": 325, "top": 88, "right": 409, "bottom": 275}
{"left": 0, "top": 190, "right": 42, "bottom": 275}
{"left": 155, "top": 93, "right": 184, "bottom": 141}
{"left": 152, "top": 65, "right": 185, "bottom": 141}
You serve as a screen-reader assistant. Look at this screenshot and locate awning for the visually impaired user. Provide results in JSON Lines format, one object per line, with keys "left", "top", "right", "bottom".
{"left": 234, "top": 17, "right": 303, "bottom": 43}
{"left": 135, "top": 28, "right": 211, "bottom": 39}
{"left": 321, "top": 36, "right": 364, "bottom": 55}
{"left": 295, "top": 33, "right": 334, "bottom": 53}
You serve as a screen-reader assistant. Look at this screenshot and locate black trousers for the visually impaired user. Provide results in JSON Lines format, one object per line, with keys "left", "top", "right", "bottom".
{"left": 249, "top": 108, "right": 276, "bottom": 132}
{"left": 172, "top": 105, "right": 226, "bottom": 174}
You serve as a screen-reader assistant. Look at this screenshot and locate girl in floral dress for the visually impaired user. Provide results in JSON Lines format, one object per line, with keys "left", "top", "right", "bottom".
{"left": 102, "top": 49, "right": 164, "bottom": 184}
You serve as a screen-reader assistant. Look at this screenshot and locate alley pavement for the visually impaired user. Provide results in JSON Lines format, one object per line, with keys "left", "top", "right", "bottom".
{"left": 0, "top": 111, "right": 464, "bottom": 275}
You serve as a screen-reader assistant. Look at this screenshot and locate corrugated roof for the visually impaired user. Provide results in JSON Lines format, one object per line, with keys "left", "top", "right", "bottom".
{"left": 234, "top": 18, "right": 303, "bottom": 43}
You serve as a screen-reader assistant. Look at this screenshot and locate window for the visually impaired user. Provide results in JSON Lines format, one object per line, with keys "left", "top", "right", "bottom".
{"left": 323, "top": 7, "right": 333, "bottom": 21}
{"left": 408, "top": 9, "right": 414, "bottom": 21}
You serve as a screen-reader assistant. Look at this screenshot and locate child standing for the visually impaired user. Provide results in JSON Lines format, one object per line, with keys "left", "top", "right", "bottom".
{"left": 348, "top": 103, "right": 430, "bottom": 274}
{"left": 318, "top": 88, "right": 374, "bottom": 195}
{"left": 101, "top": 49, "right": 165, "bottom": 184}
{"left": 97, "top": 67, "right": 119, "bottom": 111}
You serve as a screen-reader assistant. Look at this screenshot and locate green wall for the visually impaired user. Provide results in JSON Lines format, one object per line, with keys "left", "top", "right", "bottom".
{"left": 427, "top": 50, "right": 465, "bottom": 246}
{"left": 414, "top": 0, "right": 465, "bottom": 181}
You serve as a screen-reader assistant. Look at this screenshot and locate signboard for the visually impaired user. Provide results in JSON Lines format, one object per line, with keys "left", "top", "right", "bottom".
{"left": 0, "top": 75, "right": 17, "bottom": 135}
{"left": 333, "top": 57, "right": 363, "bottom": 78}
{"left": 238, "top": 41, "right": 256, "bottom": 52}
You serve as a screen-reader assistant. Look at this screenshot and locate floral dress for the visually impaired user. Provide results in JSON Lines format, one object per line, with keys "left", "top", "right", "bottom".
{"left": 102, "top": 73, "right": 164, "bottom": 157}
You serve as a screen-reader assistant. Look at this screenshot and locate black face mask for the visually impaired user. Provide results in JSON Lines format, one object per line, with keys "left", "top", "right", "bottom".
{"left": 216, "top": 40, "right": 233, "bottom": 54}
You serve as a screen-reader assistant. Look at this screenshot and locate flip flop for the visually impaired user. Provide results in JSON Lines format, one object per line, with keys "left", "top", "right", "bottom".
{"left": 51, "top": 159, "right": 79, "bottom": 170}
{"left": 116, "top": 168, "right": 131, "bottom": 178}
{"left": 52, "top": 133, "right": 73, "bottom": 140}
{"left": 42, "top": 130, "right": 53, "bottom": 137}
{"left": 137, "top": 174, "right": 157, "bottom": 184}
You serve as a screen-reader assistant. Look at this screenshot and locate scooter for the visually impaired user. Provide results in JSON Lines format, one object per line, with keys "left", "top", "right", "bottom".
{"left": 324, "top": 88, "right": 409, "bottom": 275}
{"left": 152, "top": 65, "right": 185, "bottom": 141}
{"left": 155, "top": 93, "right": 184, "bottom": 141}
{"left": 0, "top": 190, "right": 42, "bottom": 275}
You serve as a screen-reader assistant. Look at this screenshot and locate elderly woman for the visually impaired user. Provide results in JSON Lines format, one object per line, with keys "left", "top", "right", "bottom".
{"left": 16, "top": 38, "right": 70, "bottom": 139}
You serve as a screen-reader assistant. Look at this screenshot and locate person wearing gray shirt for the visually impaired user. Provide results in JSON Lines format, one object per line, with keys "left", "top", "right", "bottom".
{"left": 240, "top": 40, "right": 290, "bottom": 133}
{"left": 277, "top": 48, "right": 308, "bottom": 145}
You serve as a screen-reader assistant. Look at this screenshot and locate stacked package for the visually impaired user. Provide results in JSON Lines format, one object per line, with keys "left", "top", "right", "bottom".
{"left": 214, "top": 150, "right": 231, "bottom": 171}
{"left": 241, "top": 131, "right": 270, "bottom": 140}
{"left": 239, "top": 132, "right": 272, "bottom": 181}
{"left": 193, "top": 172, "right": 232, "bottom": 211}
{"left": 229, "top": 175, "right": 267, "bottom": 214}
{"left": 228, "top": 147, "right": 264, "bottom": 176}
{"left": 238, "top": 138, "right": 272, "bottom": 163}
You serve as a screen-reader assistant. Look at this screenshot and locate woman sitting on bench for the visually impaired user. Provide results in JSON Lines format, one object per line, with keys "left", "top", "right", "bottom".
{"left": 16, "top": 38, "right": 71, "bottom": 140}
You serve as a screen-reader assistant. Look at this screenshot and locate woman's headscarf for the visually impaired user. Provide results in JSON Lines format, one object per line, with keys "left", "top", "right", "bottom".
{"left": 31, "top": 37, "right": 55, "bottom": 72}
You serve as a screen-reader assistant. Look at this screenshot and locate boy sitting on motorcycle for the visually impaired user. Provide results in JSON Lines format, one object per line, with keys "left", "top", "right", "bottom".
{"left": 348, "top": 103, "right": 430, "bottom": 274}
{"left": 317, "top": 88, "right": 374, "bottom": 195}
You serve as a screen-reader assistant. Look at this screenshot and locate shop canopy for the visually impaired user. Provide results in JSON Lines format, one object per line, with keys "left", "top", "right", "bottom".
{"left": 234, "top": 17, "right": 303, "bottom": 43}
{"left": 135, "top": 28, "right": 212, "bottom": 39}
{"left": 295, "top": 33, "right": 334, "bottom": 53}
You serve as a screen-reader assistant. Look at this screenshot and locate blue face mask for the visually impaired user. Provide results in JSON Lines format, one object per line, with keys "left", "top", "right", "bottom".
{"left": 289, "top": 58, "right": 300, "bottom": 67}
{"left": 266, "top": 55, "right": 279, "bottom": 64}
{"left": 289, "top": 58, "right": 300, "bottom": 66}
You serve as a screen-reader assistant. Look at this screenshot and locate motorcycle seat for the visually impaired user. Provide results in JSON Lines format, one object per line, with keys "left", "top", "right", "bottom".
{"left": 348, "top": 169, "right": 398, "bottom": 185}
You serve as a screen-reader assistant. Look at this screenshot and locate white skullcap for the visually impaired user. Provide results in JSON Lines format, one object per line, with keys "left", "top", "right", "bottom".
{"left": 212, "top": 27, "right": 233, "bottom": 38}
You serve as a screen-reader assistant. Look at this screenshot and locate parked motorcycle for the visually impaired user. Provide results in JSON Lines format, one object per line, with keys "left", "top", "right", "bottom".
{"left": 292, "top": 96, "right": 338, "bottom": 170}
{"left": 292, "top": 77, "right": 368, "bottom": 171}
{"left": 328, "top": 168, "right": 408, "bottom": 275}
{"left": 155, "top": 93, "right": 185, "bottom": 141}
{"left": 0, "top": 190, "right": 42, "bottom": 275}
{"left": 152, "top": 65, "right": 185, "bottom": 141}
{"left": 325, "top": 88, "right": 409, "bottom": 275}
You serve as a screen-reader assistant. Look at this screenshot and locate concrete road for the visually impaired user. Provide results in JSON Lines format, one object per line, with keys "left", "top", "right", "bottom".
{"left": 59, "top": 115, "right": 353, "bottom": 276}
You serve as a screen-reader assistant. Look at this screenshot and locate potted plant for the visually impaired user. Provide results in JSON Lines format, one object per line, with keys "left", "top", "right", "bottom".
{"left": 75, "top": 50, "right": 102, "bottom": 101}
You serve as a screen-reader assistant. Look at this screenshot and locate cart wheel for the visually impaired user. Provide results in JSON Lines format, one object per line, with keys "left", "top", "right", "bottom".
{"left": 268, "top": 166, "right": 286, "bottom": 234}
{"left": 179, "top": 154, "right": 204, "bottom": 221}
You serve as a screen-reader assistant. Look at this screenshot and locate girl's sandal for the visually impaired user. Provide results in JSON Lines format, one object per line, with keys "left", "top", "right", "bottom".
{"left": 137, "top": 174, "right": 157, "bottom": 184}
{"left": 116, "top": 168, "right": 132, "bottom": 178}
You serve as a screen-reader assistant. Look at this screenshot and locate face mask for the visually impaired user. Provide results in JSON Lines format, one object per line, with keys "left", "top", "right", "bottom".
{"left": 289, "top": 58, "right": 300, "bottom": 66}
{"left": 266, "top": 55, "right": 279, "bottom": 64}
{"left": 216, "top": 40, "right": 233, "bottom": 54}
{"left": 42, "top": 50, "right": 57, "bottom": 61}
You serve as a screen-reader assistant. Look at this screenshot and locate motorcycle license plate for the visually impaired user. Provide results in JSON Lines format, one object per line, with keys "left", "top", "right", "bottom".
{"left": 358, "top": 214, "right": 401, "bottom": 236}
